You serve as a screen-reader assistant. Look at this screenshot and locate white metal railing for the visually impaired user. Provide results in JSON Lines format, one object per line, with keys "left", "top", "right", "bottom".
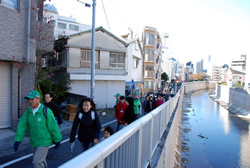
{"left": 59, "top": 91, "right": 181, "bottom": 168}
{"left": 59, "top": 82, "right": 215, "bottom": 168}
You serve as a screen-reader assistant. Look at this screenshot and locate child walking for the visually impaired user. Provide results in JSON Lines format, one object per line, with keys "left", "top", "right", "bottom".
{"left": 100, "top": 126, "right": 114, "bottom": 141}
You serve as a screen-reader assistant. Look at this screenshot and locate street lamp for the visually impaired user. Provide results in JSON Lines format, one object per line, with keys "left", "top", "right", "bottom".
{"left": 77, "top": 0, "right": 96, "bottom": 99}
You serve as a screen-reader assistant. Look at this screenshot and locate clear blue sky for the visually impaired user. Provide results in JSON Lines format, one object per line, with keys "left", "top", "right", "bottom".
{"left": 47, "top": 0, "right": 250, "bottom": 66}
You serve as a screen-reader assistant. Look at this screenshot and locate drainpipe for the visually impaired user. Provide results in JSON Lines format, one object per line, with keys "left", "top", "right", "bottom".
{"left": 18, "top": 0, "right": 31, "bottom": 117}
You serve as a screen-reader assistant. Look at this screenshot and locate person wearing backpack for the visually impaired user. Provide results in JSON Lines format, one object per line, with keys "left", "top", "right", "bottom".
{"left": 70, "top": 97, "right": 101, "bottom": 152}
{"left": 44, "top": 92, "right": 62, "bottom": 127}
{"left": 14, "top": 90, "right": 62, "bottom": 168}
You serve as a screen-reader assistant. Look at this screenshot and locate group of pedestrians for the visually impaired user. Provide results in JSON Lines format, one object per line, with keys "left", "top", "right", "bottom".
{"left": 13, "top": 89, "right": 172, "bottom": 168}
{"left": 114, "top": 90, "right": 170, "bottom": 132}
{"left": 14, "top": 90, "right": 62, "bottom": 168}
{"left": 13, "top": 90, "right": 104, "bottom": 168}
{"left": 114, "top": 93, "right": 138, "bottom": 131}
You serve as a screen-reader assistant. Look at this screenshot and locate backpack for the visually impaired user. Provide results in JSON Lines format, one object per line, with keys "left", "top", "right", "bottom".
{"left": 27, "top": 106, "right": 48, "bottom": 129}
{"left": 43, "top": 106, "right": 48, "bottom": 119}
{"left": 78, "top": 111, "right": 95, "bottom": 120}
{"left": 27, "top": 106, "right": 48, "bottom": 119}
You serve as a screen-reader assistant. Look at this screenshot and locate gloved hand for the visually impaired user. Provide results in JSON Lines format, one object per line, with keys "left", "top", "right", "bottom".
{"left": 54, "top": 141, "right": 61, "bottom": 149}
{"left": 14, "top": 141, "right": 21, "bottom": 152}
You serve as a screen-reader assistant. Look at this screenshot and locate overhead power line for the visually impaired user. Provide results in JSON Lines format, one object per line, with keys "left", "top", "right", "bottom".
{"left": 101, "top": 0, "right": 112, "bottom": 32}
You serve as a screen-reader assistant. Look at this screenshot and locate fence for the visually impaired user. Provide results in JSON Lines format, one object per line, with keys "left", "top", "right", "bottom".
{"left": 59, "top": 81, "right": 215, "bottom": 168}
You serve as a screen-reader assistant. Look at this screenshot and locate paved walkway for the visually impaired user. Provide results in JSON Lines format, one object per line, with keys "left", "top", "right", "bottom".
{"left": 0, "top": 108, "right": 115, "bottom": 158}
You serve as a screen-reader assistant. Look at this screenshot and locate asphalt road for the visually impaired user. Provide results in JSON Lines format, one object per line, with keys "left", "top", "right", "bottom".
{"left": 0, "top": 114, "right": 117, "bottom": 168}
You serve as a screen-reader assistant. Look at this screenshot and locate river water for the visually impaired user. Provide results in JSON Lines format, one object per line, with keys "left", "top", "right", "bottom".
{"left": 181, "top": 89, "right": 250, "bottom": 168}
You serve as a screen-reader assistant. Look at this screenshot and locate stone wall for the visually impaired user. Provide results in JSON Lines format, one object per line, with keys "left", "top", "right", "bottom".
{"left": 211, "top": 84, "right": 250, "bottom": 116}
{"left": 183, "top": 81, "right": 216, "bottom": 94}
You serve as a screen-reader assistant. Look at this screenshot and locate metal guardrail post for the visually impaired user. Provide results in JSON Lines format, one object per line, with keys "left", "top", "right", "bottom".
{"left": 137, "top": 127, "right": 143, "bottom": 168}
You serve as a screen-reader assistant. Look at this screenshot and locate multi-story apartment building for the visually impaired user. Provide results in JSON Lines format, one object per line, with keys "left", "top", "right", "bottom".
{"left": 231, "top": 55, "right": 247, "bottom": 72}
{"left": 212, "top": 65, "right": 221, "bottom": 81}
{"left": 230, "top": 55, "right": 248, "bottom": 88}
{"left": 142, "top": 26, "right": 162, "bottom": 94}
{"left": 0, "top": 0, "right": 53, "bottom": 129}
{"left": 44, "top": 4, "right": 91, "bottom": 39}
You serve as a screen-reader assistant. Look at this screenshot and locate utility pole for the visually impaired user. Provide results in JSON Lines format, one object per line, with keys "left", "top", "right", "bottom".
{"left": 90, "top": 0, "right": 96, "bottom": 99}
{"left": 77, "top": 0, "right": 96, "bottom": 99}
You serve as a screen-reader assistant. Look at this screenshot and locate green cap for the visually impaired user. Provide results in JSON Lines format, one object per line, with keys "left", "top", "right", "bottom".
{"left": 25, "top": 90, "right": 40, "bottom": 99}
{"left": 114, "top": 93, "right": 121, "bottom": 97}
{"left": 134, "top": 92, "right": 138, "bottom": 95}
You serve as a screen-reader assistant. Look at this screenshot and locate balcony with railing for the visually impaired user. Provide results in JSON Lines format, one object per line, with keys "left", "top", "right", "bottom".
{"left": 144, "top": 70, "right": 155, "bottom": 78}
{"left": 145, "top": 54, "right": 155, "bottom": 63}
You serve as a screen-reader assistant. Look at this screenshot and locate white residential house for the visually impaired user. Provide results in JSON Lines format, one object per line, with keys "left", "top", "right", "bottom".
{"left": 64, "top": 27, "right": 128, "bottom": 108}
{"left": 161, "top": 33, "right": 173, "bottom": 84}
{"left": 124, "top": 38, "right": 143, "bottom": 96}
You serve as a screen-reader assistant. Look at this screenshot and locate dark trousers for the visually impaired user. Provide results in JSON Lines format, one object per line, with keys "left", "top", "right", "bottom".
{"left": 117, "top": 122, "right": 121, "bottom": 131}
{"left": 80, "top": 140, "right": 93, "bottom": 152}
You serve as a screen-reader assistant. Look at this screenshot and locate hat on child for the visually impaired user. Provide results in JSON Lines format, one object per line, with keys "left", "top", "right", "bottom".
{"left": 120, "top": 96, "right": 125, "bottom": 100}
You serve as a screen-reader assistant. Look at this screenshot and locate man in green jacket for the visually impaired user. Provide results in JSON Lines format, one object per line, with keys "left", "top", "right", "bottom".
{"left": 14, "top": 90, "right": 62, "bottom": 168}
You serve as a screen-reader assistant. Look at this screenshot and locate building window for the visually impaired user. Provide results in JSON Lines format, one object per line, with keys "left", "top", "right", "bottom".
{"left": 58, "top": 22, "right": 67, "bottom": 29}
{"left": 145, "top": 48, "right": 154, "bottom": 62}
{"left": 145, "top": 65, "right": 154, "bottom": 77}
{"left": 1, "top": 0, "right": 18, "bottom": 10}
{"left": 80, "top": 49, "right": 100, "bottom": 69}
{"left": 145, "top": 65, "right": 154, "bottom": 71}
{"left": 110, "top": 52, "right": 125, "bottom": 69}
{"left": 144, "top": 80, "right": 153, "bottom": 89}
{"left": 133, "top": 58, "right": 139, "bottom": 68}
{"left": 69, "top": 24, "right": 79, "bottom": 31}
{"left": 145, "top": 33, "right": 155, "bottom": 45}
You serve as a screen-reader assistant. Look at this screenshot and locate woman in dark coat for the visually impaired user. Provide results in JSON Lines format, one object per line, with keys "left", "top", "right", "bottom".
{"left": 145, "top": 95, "right": 156, "bottom": 113}
{"left": 121, "top": 97, "right": 136, "bottom": 126}
{"left": 70, "top": 97, "right": 101, "bottom": 152}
